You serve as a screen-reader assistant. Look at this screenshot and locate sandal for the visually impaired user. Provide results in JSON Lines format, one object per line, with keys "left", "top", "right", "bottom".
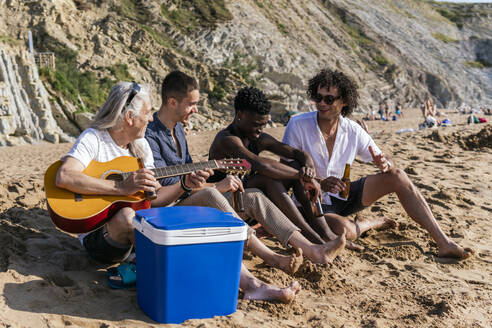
{"left": 106, "top": 262, "right": 137, "bottom": 289}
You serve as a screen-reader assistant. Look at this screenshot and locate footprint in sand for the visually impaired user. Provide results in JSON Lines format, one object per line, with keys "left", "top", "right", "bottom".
{"left": 413, "top": 182, "right": 436, "bottom": 192}
{"left": 404, "top": 167, "right": 418, "bottom": 175}
{"left": 45, "top": 274, "right": 77, "bottom": 288}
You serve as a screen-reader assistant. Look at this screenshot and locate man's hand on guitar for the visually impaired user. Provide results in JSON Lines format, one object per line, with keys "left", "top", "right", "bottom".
{"left": 184, "top": 169, "right": 214, "bottom": 189}
{"left": 215, "top": 175, "right": 244, "bottom": 193}
{"left": 119, "top": 168, "right": 160, "bottom": 196}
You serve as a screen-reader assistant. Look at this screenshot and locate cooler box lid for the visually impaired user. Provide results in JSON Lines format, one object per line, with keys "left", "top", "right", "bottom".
{"left": 133, "top": 207, "right": 247, "bottom": 246}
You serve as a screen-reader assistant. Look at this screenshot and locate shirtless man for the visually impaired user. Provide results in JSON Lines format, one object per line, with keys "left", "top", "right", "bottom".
{"left": 56, "top": 81, "right": 300, "bottom": 303}
{"left": 283, "top": 69, "right": 473, "bottom": 259}
{"left": 209, "top": 87, "right": 385, "bottom": 251}
{"left": 146, "top": 71, "right": 345, "bottom": 268}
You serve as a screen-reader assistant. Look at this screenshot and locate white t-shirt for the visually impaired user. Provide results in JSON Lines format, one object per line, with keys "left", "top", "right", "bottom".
{"left": 63, "top": 128, "right": 154, "bottom": 243}
{"left": 283, "top": 111, "right": 381, "bottom": 205}
{"left": 64, "top": 128, "right": 154, "bottom": 169}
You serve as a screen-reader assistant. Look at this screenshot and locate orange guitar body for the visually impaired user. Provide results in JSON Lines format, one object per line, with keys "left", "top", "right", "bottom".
{"left": 44, "top": 156, "right": 150, "bottom": 234}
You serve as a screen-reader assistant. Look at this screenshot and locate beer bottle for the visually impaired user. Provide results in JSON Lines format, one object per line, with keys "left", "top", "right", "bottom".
{"left": 232, "top": 190, "right": 245, "bottom": 212}
{"left": 339, "top": 164, "right": 350, "bottom": 199}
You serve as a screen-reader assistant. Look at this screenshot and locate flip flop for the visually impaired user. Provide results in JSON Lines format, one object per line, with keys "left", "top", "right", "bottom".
{"left": 106, "top": 262, "right": 136, "bottom": 289}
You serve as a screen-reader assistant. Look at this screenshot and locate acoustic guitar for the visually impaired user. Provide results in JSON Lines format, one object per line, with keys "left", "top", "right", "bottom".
{"left": 44, "top": 156, "right": 251, "bottom": 233}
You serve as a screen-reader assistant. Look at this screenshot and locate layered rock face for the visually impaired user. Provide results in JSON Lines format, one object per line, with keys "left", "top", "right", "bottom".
{"left": 0, "top": 0, "right": 490, "bottom": 144}
{"left": 0, "top": 48, "right": 73, "bottom": 146}
{"left": 186, "top": 0, "right": 491, "bottom": 110}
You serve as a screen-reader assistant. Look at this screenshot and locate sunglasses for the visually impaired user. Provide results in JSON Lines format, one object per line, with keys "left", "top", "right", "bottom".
{"left": 312, "top": 93, "right": 341, "bottom": 105}
{"left": 125, "top": 81, "right": 141, "bottom": 108}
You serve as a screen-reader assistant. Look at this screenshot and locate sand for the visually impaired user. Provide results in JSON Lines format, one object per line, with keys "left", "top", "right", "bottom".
{"left": 0, "top": 108, "right": 491, "bottom": 327}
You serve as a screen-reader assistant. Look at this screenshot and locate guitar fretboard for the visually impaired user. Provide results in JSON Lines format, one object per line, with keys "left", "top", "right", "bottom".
{"left": 120, "top": 160, "right": 219, "bottom": 180}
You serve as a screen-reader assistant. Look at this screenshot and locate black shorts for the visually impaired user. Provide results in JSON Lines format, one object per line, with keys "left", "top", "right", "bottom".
{"left": 82, "top": 225, "right": 132, "bottom": 264}
{"left": 321, "top": 177, "right": 367, "bottom": 217}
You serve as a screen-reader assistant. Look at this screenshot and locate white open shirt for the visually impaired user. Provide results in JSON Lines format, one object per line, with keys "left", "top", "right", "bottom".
{"left": 283, "top": 111, "right": 381, "bottom": 205}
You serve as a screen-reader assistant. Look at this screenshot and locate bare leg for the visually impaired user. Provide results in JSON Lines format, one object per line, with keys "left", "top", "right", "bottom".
{"left": 362, "top": 169, "right": 473, "bottom": 259}
{"left": 247, "top": 235, "right": 303, "bottom": 274}
{"left": 287, "top": 230, "right": 346, "bottom": 264}
{"left": 324, "top": 214, "right": 396, "bottom": 240}
{"left": 248, "top": 175, "right": 324, "bottom": 244}
{"left": 240, "top": 264, "right": 301, "bottom": 303}
{"left": 237, "top": 188, "right": 346, "bottom": 264}
{"left": 290, "top": 180, "right": 365, "bottom": 251}
{"left": 178, "top": 187, "right": 304, "bottom": 271}
{"left": 106, "top": 207, "right": 135, "bottom": 245}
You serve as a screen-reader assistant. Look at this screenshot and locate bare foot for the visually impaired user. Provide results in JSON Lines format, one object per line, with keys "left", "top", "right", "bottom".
{"left": 438, "top": 241, "right": 474, "bottom": 260}
{"left": 346, "top": 240, "right": 364, "bottom": 252}
{"left": 265, "top": 248, "right": 304, "bottom": 275}
{"left": 376, "top": 217, "right": 398, "bottom": 230}
{"left": 308, "top": 230, "right": 346, "bottom": 263}
{"left": 243, "top": 281, "right": 301, "bottom": 303}
{"left": 354, "top": 215, "right": 397, "bottom": 237}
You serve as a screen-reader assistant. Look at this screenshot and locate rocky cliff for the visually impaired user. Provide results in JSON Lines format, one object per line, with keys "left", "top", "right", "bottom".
{"left": 0, "top": 46, "right": 73, "bottom": 146}
{"left": 0, "top": 0, "right": 490, "bottom": 143}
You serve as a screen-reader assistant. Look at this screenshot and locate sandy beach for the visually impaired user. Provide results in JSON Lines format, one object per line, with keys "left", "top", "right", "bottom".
{"left": 0, "top": 108, "right": 491, "bottom": 327}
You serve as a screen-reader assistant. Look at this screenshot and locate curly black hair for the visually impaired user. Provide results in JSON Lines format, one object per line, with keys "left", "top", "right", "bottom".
{"left": 307, "top": 69, "right": 359, "bottom": 117}
{"left": 234, "top": 87, "right": 271, "bottom": 115}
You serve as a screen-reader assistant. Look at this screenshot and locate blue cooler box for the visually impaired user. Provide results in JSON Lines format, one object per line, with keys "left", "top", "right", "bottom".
{"left": 133, "top": 206, "right": 247, "bottom": 324}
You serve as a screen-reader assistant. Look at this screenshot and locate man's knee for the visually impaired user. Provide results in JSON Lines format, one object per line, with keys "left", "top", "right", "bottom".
{"left": 198, "top": 187, "right": 231, "bottom": 209}
{"left": 110, "top": 207, "right": 135, "bottom": 230}
{"left": 387, "top": 168, "right": 412, "bottom": 190}
{"left": 106, "top": 207, "right": 135, "bottom": 243}
{"left": 244, "top": 188, "right": 264, "bottom": 202}
{"left": 244, "top": 188, "right": 272, "bottom": 208}
{"left": 339, "top": 219, "right": 357, "bottom": 240}
{"left": 327, "top": 216, "right": 357, "bottom": 240}
{"left": 199, "top": 187, "right": 224, "bottom": 200}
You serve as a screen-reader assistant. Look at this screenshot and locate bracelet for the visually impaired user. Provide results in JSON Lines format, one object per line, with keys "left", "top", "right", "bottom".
{"left": 180, "top": 176, "right": 192, "bottom": 193}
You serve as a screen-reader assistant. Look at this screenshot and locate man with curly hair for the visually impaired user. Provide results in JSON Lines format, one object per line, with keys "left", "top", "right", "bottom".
{"left": 282, "top": 68, "right": 473, "bottom": 259}
{"left": 209, "top": 86, "right": 350, "bottom": 257}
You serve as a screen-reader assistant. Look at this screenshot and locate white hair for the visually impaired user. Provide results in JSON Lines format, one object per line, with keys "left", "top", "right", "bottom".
{"left": 91, "top": 81, "right": 150, "bottom": 130}
{"left": 91, "top": 81, "right": 151, "bottom": 159}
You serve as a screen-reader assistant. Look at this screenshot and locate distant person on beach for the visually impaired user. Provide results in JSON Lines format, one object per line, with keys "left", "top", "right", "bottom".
{"left": 362, "top": 107, "right": 377, "bottom": 121}
{"left": 378, "top": 103, "right": 385, "bottom": 120}
{"left": 395, "top": 102, "right": 403, "bottom": 118}
{"left": 282, "top": 68, "right": 474, "bottom": 260}
{"left": 209, "top": 87, "right": 389, "bottom": 252}
{"left": 384, "top": 102, "right": 391, "bottom": 120}
{"left": 56, "top": 81, "right": 300, "bottom": 302}
{"left": 420, "top": 102, "right": 426, "bottom": 117}
{"left": 147, "top": 71, "right": 345, "bottom": 269}
{"left": 424, "top": 95, "right": 436, "bottom": 118}
{"left": 422, "top": 95, "right": 439, "bottom": 127}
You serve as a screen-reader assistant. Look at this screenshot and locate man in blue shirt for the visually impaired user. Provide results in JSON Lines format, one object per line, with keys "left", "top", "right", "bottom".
{"left": 146, "top": 71, "right": 346, "bottom": 269}
{"left": 144, "top": 71, "right": 310, "bottom": 303}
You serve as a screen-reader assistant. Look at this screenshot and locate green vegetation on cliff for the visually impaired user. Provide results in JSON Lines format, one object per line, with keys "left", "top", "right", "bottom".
{"left": 432, "top": 32, "right": 458, "bottom": 43}
{"left": 39, "top": 47, "right": 133, "bottom": 112}
{"left": 0, "top": 35, "right": 21, "bottom": 45}
{"left": 160, "top": 0, "right": 232, "bottom": 33}
{"left": 464, "top": 60, "right": 492, "bottom": 69}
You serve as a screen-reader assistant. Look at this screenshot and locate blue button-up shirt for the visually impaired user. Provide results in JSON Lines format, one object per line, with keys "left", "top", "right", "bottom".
{"left": 145, "top": 112, "right": 192, "bottom": 186}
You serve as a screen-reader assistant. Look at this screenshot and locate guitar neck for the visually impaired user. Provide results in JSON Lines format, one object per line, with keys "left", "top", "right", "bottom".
{"left": 121, "top": 160, "right": 220, "bottom": 180}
